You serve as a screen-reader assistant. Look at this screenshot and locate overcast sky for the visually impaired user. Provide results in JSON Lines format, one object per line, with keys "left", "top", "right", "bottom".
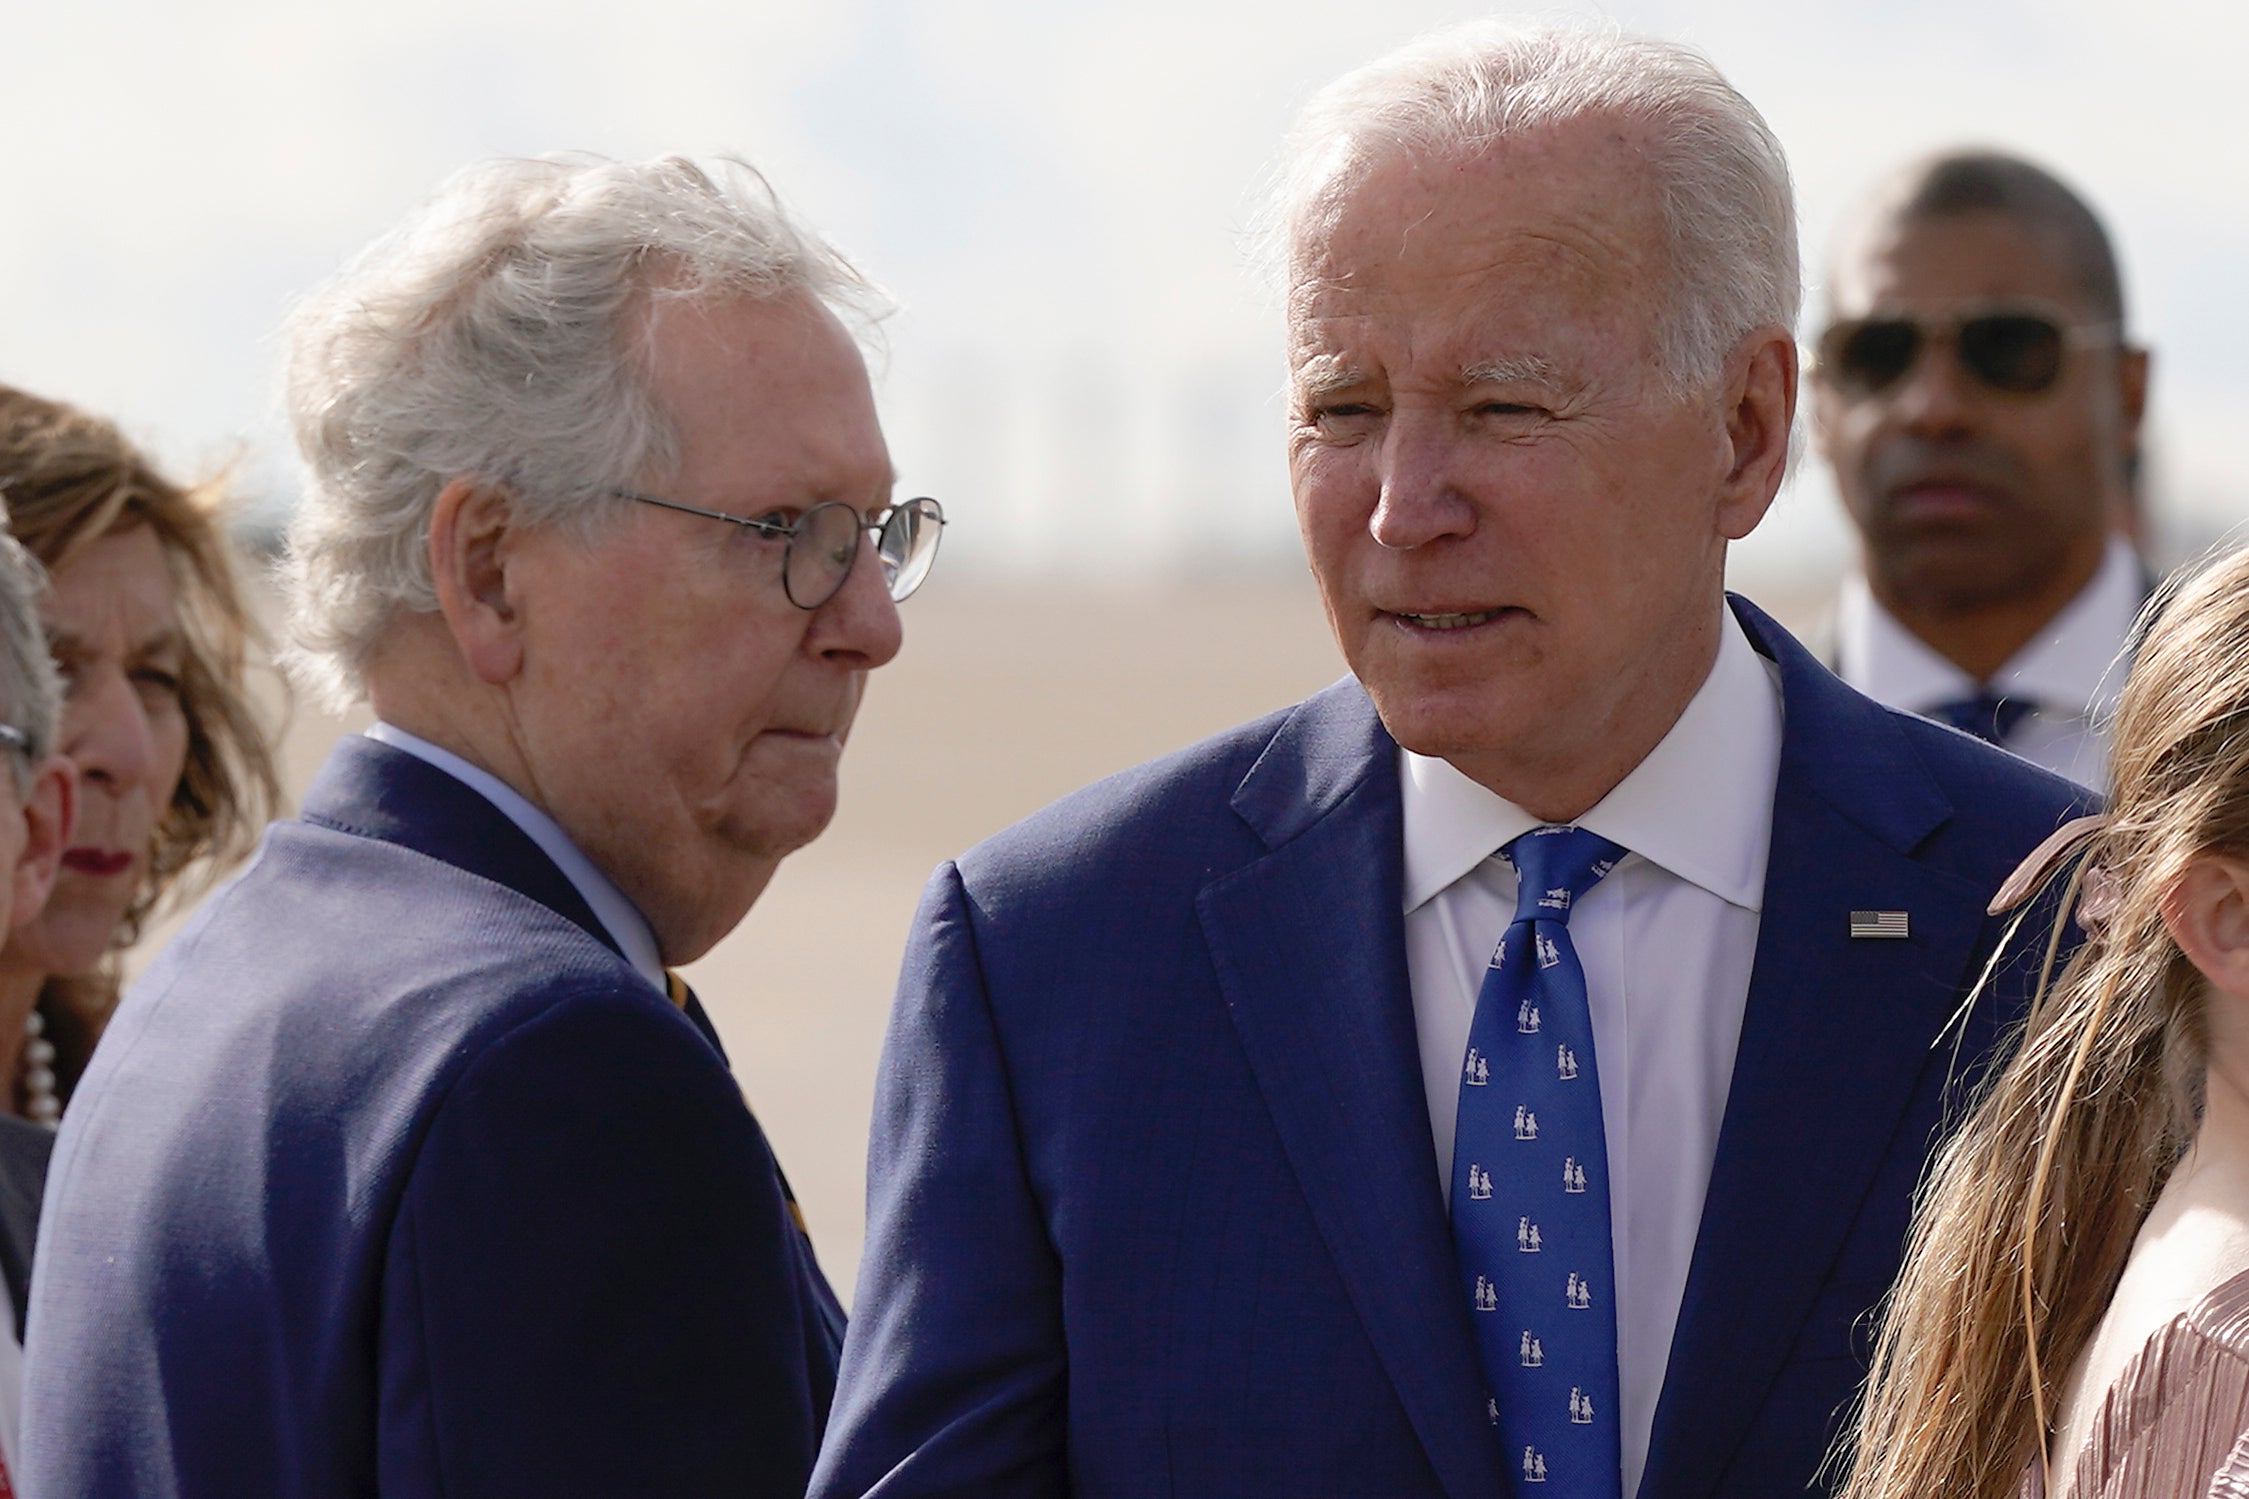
{"left": 3, "top": 0, "right": 2243, "bottom": 587}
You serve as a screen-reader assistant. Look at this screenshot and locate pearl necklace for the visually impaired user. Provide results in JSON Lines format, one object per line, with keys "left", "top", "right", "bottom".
{"left": 20, "top": 1008, "right": 57, "bottom": 1126}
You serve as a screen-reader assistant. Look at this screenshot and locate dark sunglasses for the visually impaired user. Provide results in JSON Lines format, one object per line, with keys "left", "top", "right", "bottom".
{"left": 1816, "top": 309, "right": 2119, "bottom": 398}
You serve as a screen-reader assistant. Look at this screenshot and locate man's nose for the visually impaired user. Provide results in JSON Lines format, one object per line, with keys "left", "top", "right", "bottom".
{"left": 69, "top": 669, "right": 162, "bottom": 793}
{"left": 1888, "top": 335, "right": 1983, "bottom": 438}
{"left": 1369, "top": 408, "right": 1478, "bottom": 549}
{"left": 810, "top": 533, "right": 904, "bottom": 669}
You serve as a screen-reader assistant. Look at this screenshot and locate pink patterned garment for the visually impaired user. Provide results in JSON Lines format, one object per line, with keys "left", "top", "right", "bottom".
{"left": 2023, "top": 1268, "right": 2249, "bottom": 1499}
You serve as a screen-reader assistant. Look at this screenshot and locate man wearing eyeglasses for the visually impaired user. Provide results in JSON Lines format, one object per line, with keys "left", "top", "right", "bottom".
{"left": 22, "top": 155, "right": 940, "bottom": 1499}
{"left": 1813, "top": 150, "right": 2150, "bottom": 789}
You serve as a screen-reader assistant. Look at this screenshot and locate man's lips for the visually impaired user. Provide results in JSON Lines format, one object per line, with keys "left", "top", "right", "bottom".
{"left": 1888, "top": 479, "right": 2010, "bottom": 521}
{"left": 1387, "top": 606, "right": 1525, "bottom": 631}
{"left": 61, "top": 849, "right": 132, "bottom": 877}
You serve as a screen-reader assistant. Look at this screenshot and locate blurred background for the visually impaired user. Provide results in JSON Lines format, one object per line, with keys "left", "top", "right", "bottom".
{"left": 5, "top": 0, "right": 2245, "bottom": 1292}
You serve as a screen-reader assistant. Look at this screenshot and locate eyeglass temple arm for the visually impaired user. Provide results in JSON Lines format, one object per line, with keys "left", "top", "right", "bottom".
{"left": 612, "top": 489, "right": 794, "bottom": 540}
{"left": 617, "top": 488, "right": 941, "bottom": 540}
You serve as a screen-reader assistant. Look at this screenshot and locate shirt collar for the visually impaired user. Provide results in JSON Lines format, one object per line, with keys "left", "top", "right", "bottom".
{"left": 364, "top": 722, "right": 668, "bottom": 992}
{"left": 1990, "top": 535, "right": 2143, "bottom": 720}
{"left": 1837, "top": 534, "right": 2143, "bottom": 723}
{"left": 1400, "top": 607, "right": 1783, "bottom": 915}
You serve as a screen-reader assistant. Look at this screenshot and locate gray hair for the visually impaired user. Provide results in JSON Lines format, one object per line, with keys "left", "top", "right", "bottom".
{"left": 280, "top": 153, "right": 890, "bottom": 710}
{"left": 0, "top": 532, "right": 61, "bottom": 793}
{"left": 1264, "top": 21, "right": 1800, "bottom": 397}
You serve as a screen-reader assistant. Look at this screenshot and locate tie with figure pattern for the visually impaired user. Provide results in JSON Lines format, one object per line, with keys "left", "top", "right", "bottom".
{"left": 1451, "top": 825, "right": 1625, "bottom": 1498}
{"left": 1925, "top": 690, "right": 2035, "bottom": 747}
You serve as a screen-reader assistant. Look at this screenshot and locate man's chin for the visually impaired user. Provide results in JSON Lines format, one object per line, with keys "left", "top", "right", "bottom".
{"left": 722, "top": 788, "right": 839, "bottom": 868}
{"left": 1360, "top": 681, "right": 1530, "bottom": 765}
{"left": 1879, "top": 545, "right": 2056, "bottom": 615}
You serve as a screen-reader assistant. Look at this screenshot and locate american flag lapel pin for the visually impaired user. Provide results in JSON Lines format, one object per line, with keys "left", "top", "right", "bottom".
{"left": 1850, "top": 910, "right": 1910, "bottom": 940}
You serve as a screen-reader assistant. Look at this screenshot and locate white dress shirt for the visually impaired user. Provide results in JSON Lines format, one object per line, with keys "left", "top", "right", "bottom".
{"left": 1836, "top": 534, "right": 2143, "bottom": 789}
{"left": 1401, "top": 610, "right": 1783, "bottom": 1499}
{"left": 366, "top": 723, "right": 666, "bottom": 993}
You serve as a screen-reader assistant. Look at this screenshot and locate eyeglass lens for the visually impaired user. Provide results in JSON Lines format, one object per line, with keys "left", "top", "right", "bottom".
{"left": 1826, "top": 314, "right": 2067, "bottom": 398}
{"left": 878, "top": 499, "right": 943, "bottom": 602}
{"left": 783, "top": 504, "right": 864, "bottom": 609}
{"left": 782, "top": 498, "right": 945, "bottom": 609}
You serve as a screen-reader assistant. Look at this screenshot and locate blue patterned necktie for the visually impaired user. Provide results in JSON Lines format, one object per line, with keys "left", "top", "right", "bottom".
{"left": 1925, "top": 690, "right": 2035, "bottom": 747}
{"left": 1452, "top": 825, "right": 1625, "bottom": 1497}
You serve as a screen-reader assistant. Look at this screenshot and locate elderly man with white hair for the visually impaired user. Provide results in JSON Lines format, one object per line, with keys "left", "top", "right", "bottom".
{"left": 22, "top": 154, "right": 941, "bottom": 1498}
{"left": 813, "top": 24, "right": 2085, "bottom": 1499}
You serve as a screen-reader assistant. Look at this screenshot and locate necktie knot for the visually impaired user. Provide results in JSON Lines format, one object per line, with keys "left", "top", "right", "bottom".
{"left": 1503, "top": 826, "right": 1627, "bottom": 926}
{"left": 1926, "top": 690, "right": 2035, "bottom": 746}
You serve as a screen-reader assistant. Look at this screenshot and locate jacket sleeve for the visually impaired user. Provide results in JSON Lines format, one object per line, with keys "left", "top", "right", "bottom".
{"left": 378, "top": 986, "right": 825, "bottom": 1498}
{"left": 810, "top": 862, "right": 1070, "bottom": 1498}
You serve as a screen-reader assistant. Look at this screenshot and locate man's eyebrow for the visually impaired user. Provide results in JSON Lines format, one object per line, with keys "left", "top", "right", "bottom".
{"left": 1463, "top": 355, "right": 1566, "bottom": 387}
{"left": 1290, "top": 354, "right": 1367, "bottom": 399}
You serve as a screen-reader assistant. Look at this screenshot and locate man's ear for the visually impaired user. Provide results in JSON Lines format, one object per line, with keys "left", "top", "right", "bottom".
{"left": 2114, "top": 345, "right": 2152, "bottom": 493}
{"left": 1805, "top": 359, "right": 1839, "bottom": 465}
{"left": 2117, "top": 346, "right": 2152, "bottom": 441}
{"left": 9, "top": 756, "right": 71, "bottom": 936}
{"left": 2162, "top": 854, "right": 2249, "bottom": 1001}
{"left": 1715, "top": 325, "right": 1798, "bottom": 542}
{"left": 427, "top": 478, "right": 528, "bottom": 686}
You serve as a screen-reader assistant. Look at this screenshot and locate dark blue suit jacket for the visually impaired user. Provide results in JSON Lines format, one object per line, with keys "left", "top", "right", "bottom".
{"left": 22, "top": 736, "right": 844, "bottom": 1498}
{"left": 811, "top": 598, "right": 2092, "bottom": 1499}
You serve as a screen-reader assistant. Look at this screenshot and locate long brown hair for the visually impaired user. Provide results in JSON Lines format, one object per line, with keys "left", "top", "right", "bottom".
{"left": 1842, "top": 550, "right": 2249, "bottom": 1499}
{"left": 0, "top": 385, "right": 282, "bottom": 1090}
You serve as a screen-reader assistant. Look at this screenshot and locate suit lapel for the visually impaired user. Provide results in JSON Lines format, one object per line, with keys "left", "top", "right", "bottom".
{"left": 300, "top": 735, "right": 622, "bottom": 961}
{"left": 671, "top": 974, "right": 846, "bottom": 1363}
{"left": 1197, "top": 682, "right": 1504, "bottom": 1499}
{"left": 1639, "top": 599, "right": 1985, "bottom": 1499}
{"left": 677, "top": 989, "right": 731, "bottom": 1063}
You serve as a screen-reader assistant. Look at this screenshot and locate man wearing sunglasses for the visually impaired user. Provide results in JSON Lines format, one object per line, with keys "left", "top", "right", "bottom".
{"left": 1813, "top": 150, "right": 2150, "bottom": 789}
{"left": 23, "top": 155, "right": 938, "bottom": 1498}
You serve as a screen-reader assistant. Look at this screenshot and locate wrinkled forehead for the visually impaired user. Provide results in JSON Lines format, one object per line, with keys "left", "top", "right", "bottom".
{"left": 1292, "top": 121, "right": 1666, "bottom": 269}
{"left": 633, "top": 287, "right": 894, "bottom": 499}
{"left": 1284, "top": 122, "right": 1673, "bottom": 371}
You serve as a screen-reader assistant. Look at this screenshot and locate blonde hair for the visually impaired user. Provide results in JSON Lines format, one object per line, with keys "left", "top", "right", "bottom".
{"left": 0, "top": 384, "right": 283, "bottom": 1103}
{"left": 1842, "top": 550, "right": 2249, "bottom": 1499}
{"left": 0, "top": 385, "right": 280, "bottom": 930}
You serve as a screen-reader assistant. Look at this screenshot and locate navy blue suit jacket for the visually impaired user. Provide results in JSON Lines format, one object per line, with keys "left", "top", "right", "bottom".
{"left": 22, "top": 736, "right": 844, "bottom": 1498}
{"left": 812, "top": 598, "right": 2091, "bottom": 1499}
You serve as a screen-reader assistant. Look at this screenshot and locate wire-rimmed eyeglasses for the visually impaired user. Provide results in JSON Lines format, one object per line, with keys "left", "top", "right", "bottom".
{"left": 615, "top": 490, "right": 945, "bottom": 610}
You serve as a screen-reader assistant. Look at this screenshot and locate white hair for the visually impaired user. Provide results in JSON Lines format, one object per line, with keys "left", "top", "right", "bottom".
{"left": 1263, "top": 21, "right": 1800, "bottom": 396}
{"left": 0, "top": 532, "right": 60, "bottom": 792}
{"left": 279, "top": 153, "right": 890, "bottom": 710}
